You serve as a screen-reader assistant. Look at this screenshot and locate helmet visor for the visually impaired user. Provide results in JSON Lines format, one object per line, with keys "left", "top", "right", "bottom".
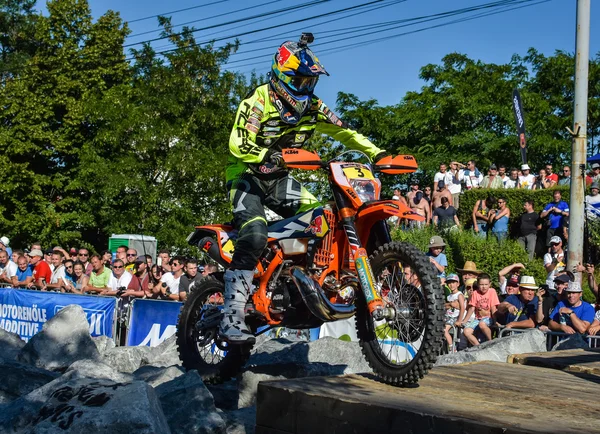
{"left": 289, "top": 75, "right": 318, "bottom": 93}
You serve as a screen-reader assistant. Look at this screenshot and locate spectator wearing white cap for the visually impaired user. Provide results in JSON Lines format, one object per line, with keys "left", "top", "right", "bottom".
{"left": 27, "top": 249, "right": 52, "bottom": 289}
{"left": 585, "top": 182, "right": 600, "bottom": 219}
{"left": 591, "top": 163, "right": 600, "bottom": 183}
{"left": 540, "top": 190, "right": 569, "bottom": 245}
{"left": 0, "top": 236, "right": 12, "bottom": 257}
{"left": 518, "top": 164, "right": 536, "bottom": 189}
{"left": 495, "top": 276, "right": 539, "bottom": 329}
{"left": 0, "top": 250, "right": 17, "bottom": 285}
{"left": 543, "top": 236, "right": 566, "bottom": 290}
{"left": 548, "top": 281, "right": 595, "bottom": 334}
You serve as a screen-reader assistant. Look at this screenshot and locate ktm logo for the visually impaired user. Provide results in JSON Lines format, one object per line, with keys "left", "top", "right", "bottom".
{"left": 202, "top": 240, "right": 213, "bottom": 252}
{"left": 284, "top": 149, "right": 299, "bottom": 155}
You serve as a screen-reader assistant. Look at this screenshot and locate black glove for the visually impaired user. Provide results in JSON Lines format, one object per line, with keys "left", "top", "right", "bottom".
{"left": 264, "top": 149, "right": 284, "bottom": 166}
{"left": 374, "top": 151, "right": 390, "bottom": 164}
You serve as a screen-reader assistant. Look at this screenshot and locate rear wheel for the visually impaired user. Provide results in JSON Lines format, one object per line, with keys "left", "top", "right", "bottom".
{"left": 355, "top": 241, "right": 444, "bottom": 386}
{"left": 176, "top": 276, "right": 253, "bottom": 383}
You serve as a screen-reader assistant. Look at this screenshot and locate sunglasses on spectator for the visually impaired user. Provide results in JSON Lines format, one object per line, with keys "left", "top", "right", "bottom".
{"left": 126, "top": 254, "right": 136, "bottom": 257}
{"left": 66, "top": 266, "right": 73, "bottom": 269}
{"left": 78, "top": 253, "right": 89, "bottom": 256}
{"left": 465, "top": 286, "right": 473, "bottom": 290}
{"left": 113, "top": 265, "right": 124, "bottom": 269}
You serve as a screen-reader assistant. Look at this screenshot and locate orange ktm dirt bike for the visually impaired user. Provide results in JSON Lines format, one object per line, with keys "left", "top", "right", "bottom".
{"left": 177, "top": 149, "right": 444, "bottom": 386}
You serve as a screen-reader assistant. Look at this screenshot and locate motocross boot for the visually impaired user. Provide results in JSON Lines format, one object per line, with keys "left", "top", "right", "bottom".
{"left": 219, "top": 269, "right": 256, "bottom": 344}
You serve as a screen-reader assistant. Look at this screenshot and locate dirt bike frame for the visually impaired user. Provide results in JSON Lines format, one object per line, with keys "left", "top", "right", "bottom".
{"left": 189, "top": 149, "right": 423, "bottom": 326}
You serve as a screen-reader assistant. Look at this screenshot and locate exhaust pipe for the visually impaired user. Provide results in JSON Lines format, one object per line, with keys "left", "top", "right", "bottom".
{"left": 290, "top": 266, "right": 355, "bottom": 322}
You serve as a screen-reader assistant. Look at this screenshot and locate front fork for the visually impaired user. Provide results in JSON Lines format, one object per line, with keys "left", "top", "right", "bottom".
{"left": 342, "top": 219, "right": 393, "bottom": 321}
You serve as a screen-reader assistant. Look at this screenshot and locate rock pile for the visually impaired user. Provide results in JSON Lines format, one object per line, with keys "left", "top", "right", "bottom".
{"left": 0, "top": 304, "right": 374, "bottom": 434}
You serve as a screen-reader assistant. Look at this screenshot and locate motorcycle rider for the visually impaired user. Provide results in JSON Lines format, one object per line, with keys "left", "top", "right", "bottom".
{"left": 221, "top": 33, "right": 390, "bottom": 343}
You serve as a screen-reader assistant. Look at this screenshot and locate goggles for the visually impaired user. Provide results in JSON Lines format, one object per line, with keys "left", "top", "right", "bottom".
{"left": 288, "top": 75, "right": 318, "bottom": 93}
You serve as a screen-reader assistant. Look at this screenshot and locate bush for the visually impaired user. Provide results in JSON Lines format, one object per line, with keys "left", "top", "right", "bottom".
{"left": 457, "top": 187, "right": 569, "bottom": 229}
{"left": 392, "top": 225, "right": 546, "bottom": 289}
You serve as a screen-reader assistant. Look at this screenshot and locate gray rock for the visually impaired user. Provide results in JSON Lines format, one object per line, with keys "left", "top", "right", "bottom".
{"left": 133, "top": 365, "right": 185, "bottom": 388}
{"left": 436, "top": 329, "right": 547, "bottom": 366}
{"left": 0, "top": 328, "right": 26, "bottom": 362}
{"left": 17, "top": 305, "right": 100, "bottom": 371}
{"left": 551, "top": 333, "right": 589, "bottom": 351}
{"left": 142, "top": 335, "right": 182, "bottom": 368}
{"left": 223, "top": 407, "right": 256, "bottom": 434}
{"left": 0, "top": 374, "right": 169, "bottom": 433}
{"left": 234, "top": 337, "right": 372, "bottom": 408}
{"left": 0, "top": 361, "right": 59, "bottom": 403}
{"left": 248, "top": 337, "right": 371, "bottom": 374}
{"left": 31, "top": 379, "right": 170, "bottom": 433}
{"left": 92, "top": 335, "right": 116, "bottom": 355}
{"left": 207, "top": 381, "right": 241, "bottom": 411}
{"left": 101, "top": 345, "right": 151, "bottom": 373}
{"left": 156, "top": 370, "right": 226, "bottom": 434}
{"left": 66, "top": 359, "right": 134, "bottom": 383}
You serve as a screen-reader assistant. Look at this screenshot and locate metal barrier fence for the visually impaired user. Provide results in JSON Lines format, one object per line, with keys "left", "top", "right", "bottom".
{"left": 498, "top": 327, "right": 600, "bottom": 350}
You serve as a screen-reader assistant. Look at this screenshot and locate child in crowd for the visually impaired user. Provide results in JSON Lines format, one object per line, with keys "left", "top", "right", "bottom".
{"left": 426, "top": 236, "right": 447, "bottom": 284}
{"left": 443, "top": 273, "right": 465, "bottom": 353}
{"left": 455, "top": 273, "right": 500, "bottom": 346}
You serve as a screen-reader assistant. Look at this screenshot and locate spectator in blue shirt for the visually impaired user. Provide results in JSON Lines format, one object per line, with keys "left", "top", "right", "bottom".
{"left": 548, "top": 281, "right": 595, "bottom": 334}
{"left": 539, "top": 190, "right": 569, "bottom": 246}
{"left": 495, "top": 276, "right": 539, "bottom": 329}
{"left": 12, "top": 255, "right": 33, "bottom": 288}
{"left": 426, "top": 235, "right": 448, "bottom": 284}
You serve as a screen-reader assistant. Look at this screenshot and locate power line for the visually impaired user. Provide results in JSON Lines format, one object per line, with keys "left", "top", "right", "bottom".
{"left": 229, "top": 0, "right": 549, "bottom": 72}
{"left": 127, "top": 0, "right": 284, "bottom": 39}
{"left": 127, "top": 0, "right": 233, "bottom": 24}
{"left": 124, "top": 0, "right": 331, "bottom": 48}
{"left": 126, "top": 0, "right": 387, "bottom": 59}
{"left": 223, "top": 0, "right": 521, "bottom": 66}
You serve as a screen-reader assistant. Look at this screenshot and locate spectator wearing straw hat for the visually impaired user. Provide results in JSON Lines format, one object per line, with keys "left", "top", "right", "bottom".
{"left": 426, "top": 236, "right": 447, "bottom": 283}
{"left": 518, "top": 164, "right": 536, "bottom": 189}
{"left": 548, "top": 281, "right": 595, "bottom": 334}
{"left": 456, "top": 261, "right": 481, "bottom": 290}
{"left": 496, "top": 276, "right": 539, "bottom": 329}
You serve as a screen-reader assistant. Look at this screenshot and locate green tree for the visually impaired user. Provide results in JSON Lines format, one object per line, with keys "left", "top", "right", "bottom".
{"left": 0, "top": 0, "right": 130, "bottom": 248}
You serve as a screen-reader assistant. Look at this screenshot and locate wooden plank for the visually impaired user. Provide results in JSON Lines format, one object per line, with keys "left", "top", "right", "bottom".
{"left": 509, "top": 348, "right": 600, "bottom": 376}
{"left": 255, "top": 362, "right": 600, "bottom": 434}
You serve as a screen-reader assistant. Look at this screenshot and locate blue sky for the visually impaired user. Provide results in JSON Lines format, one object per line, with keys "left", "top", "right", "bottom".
{"left": 70, "top": 0, "right": 599, "bottom": 107}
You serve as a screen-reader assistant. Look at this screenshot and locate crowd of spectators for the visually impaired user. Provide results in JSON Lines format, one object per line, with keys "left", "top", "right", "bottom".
{"left": 0, "top": 240, "right": 219, "bottom": 304}
{"left": 430, "top": 249, "right": 600, "bottom": 352}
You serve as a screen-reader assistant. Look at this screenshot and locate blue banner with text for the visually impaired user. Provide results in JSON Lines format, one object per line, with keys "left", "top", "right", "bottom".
{"left": 127, "top": 298, "right": 182, "bottom": 347}
{"left": 0, "top": 288, "right": 116, "bottom": 341}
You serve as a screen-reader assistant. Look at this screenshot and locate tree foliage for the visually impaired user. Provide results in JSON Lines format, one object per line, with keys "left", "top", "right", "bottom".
{"left": 337, "top": 50, "right": 600, "bottom": 174}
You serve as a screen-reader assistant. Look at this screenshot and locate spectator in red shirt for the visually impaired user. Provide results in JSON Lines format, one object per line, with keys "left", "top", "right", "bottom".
{"left": 27, "top": 249, "right": 52, "bottom": 289}
{"left": 545, "top": 164, "right": 558, "bottom": 184}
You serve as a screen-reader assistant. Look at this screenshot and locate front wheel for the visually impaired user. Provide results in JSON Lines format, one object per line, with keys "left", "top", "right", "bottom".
{"left": 355, "top": 242, "right": 444, "bottom": 386}
{"left": 176, "top": 276, "right": 253, "bottom": 383}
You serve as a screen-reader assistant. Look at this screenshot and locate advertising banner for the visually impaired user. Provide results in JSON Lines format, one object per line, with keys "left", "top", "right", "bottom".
{"left": 0, "top": 288, "right": 117, "bottom": 341}
{"left": 127, "top": 298, "right": 182, "bottom": 347}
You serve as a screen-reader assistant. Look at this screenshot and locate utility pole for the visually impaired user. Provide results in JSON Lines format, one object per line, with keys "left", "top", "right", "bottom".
{"left": 567, "top": 0, "right": 591, "bottom": 274}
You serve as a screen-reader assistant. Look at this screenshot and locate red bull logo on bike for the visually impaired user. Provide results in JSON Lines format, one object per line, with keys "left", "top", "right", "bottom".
{"left": 304, "top": 215, "right": 328, "bottom": 237}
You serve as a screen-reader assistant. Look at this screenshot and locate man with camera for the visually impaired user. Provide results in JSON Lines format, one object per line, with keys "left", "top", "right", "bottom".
{"left": 157, "top": 256, "right": 185, "bottom": 301}
{"left": 101, "top": 258, "right": 133, "bottom": 296}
